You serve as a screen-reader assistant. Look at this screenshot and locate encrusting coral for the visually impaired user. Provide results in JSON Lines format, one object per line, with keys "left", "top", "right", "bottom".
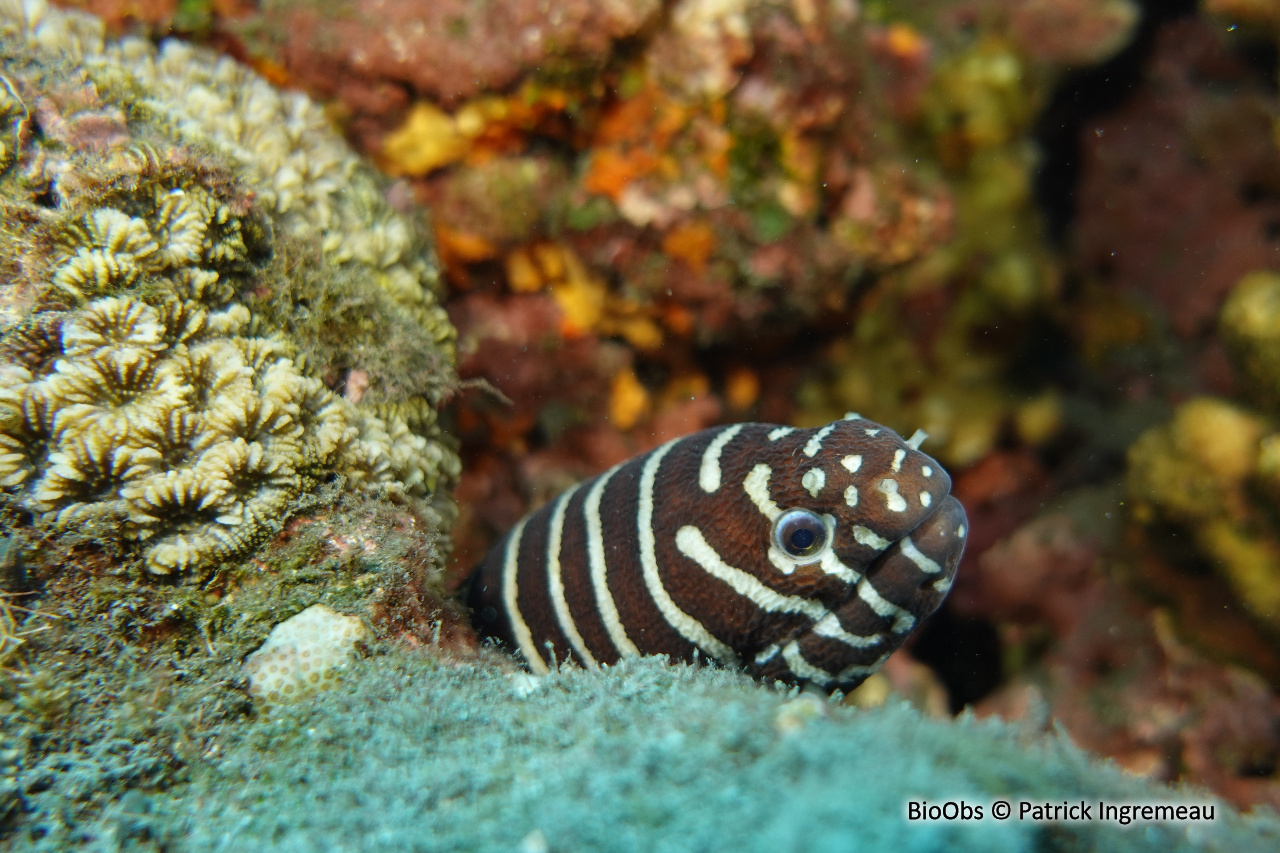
{"left": 0, "top": 0, "right": 460, "bottom": 577}
{"left": 1127, "top": 397, "right": 1280, "bottom": 637}
{"left": 1221, "top": 270, "right": 1280, "bottom": 413}
{"left": 1125, "top": 268, "right": 1280, "bottom": 640}
{"left": 241, "top": 603, "right": 367, "bottom": 705}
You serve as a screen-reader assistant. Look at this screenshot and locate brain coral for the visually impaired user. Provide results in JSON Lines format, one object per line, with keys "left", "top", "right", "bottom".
{"left": 0, "top": 0, "right": 459, "bottom": 576}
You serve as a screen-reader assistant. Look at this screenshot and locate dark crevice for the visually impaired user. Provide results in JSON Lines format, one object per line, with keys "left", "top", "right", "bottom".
{"left": 1033, "top": 0, "right": 1200, "bottom": 243}
{"left": 909, "top": 606, "right": 1004, "bottom": 714}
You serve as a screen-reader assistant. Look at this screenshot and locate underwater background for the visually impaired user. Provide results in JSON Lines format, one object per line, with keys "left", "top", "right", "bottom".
{"left": 5, "top": 0, "right": 1280, "bottom": 849}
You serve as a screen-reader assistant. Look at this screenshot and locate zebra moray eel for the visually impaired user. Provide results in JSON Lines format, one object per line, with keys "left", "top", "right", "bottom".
{"left": 468, "top": 414, "right": 967, "bottom": 690}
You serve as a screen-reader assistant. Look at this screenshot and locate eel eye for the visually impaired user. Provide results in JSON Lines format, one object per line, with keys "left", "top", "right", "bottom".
{"left": 772, "top": 509, "right": 829, "bottom": 561}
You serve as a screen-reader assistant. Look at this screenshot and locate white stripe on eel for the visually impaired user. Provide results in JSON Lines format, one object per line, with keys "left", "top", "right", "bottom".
{"left": 585, "top": 463, "right": 640, "bottom": 657}
{"left": 803, "top": 422, "right": 839, "bottom": 457}
{"left": 839, "top": 651, "right": 892, "bottom": 682}
{"left": 744, "top": 463, "right": 782, "bottom": 521}
{"left": 900, "top": 535, "right": 943, "bottom": 574}
{"left": 782, "top": 640, "right": 835, "bottom": 686}
{"left": 546, "top": 482, "right": 597, "bottom": 668}
{"left": 699, "top": 423, "right": 745, "bottom": 493}
{"left": 501, "top": 517, "right": 548, "bottom": 675}
{"left": 755, "top": 643, "right": 781, "bottom": 665}
{"left": 816, "top": 518, "right": 859, "bottom": 584}
{"left": 812, "top": 613, "right": 884, "bottom": 649}
{"left": 640, "top": 439, "right": 739, "bottom": 665}
{"left": 746, "top": 463, "right": 837, "bottom": 577}
{"left": 675, "top": 525, "right": 827, "bottom": 620}
{"left": 677, "top": 517, "right": 863, "bottom": 619}
{"left": 852, "top": 525, "right": 891, "bottom": 550}
{"left": 858, "top": 578, "right": 917, "bottom": 634}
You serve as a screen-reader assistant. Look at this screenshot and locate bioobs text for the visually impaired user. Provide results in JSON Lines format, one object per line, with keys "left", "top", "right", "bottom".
{"left": 907, "top": 801, "right": 984, "bottom": 821}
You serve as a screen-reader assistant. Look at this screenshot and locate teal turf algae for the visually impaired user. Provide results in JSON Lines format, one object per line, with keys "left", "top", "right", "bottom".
{"left": 131, "top": 656, "right": 1280, "bottom": 853}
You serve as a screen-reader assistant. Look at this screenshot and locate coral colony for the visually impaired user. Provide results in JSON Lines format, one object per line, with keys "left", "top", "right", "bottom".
{"left": 0, "top": 0, "right": 459, "bottom": 577}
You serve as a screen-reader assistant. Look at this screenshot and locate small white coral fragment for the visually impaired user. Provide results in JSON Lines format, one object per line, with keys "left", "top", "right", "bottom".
{"left": 773, "top": 694, "right": 828, "bottom": 734}
{"left": 242, "top": 604, "right": 367, "bottom": 705}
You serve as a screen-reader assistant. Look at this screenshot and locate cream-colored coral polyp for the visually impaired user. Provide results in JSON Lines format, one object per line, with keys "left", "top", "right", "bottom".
{"left": 242, "top": 604, "right": 367, "bottom": 705}
{"left": 60, "top": 296, "right": 167, "bottom": 356}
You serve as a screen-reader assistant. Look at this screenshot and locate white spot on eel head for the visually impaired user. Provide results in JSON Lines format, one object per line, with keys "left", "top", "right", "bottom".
{"left": 890, "top": 449, "right": 905, "bottom": 473}
{"left": 801, "top": 467, "right": 826, "bottom": 498}
{"left": 864, "top": 428, "right": 880, "bottom": 436}
{"left": 957, "top": 524, "right": 966, "bottom": 538}
{"left": 841, "top": 455, "right": 862, "bottom": 474}
{"left": 922, "top": 465, "right": 933, "bottom": 478}
{"left": 877, "top": 478, "right": 907, "bottom": 513}
{"left": 843, "top": 412, "right": 862, "bottom": 420}
{"left": 844, "top": 484, "right": 858, "bottom": 507}
{"left": 920, "top": 491, "right": 931, "bottom": 508}
{"left": 768, "top": 426, "right": 796, "bottom": 441}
